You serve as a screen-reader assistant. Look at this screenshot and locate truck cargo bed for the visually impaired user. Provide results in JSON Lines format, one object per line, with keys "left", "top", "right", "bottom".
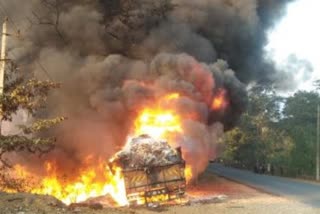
{"left": 122, "top": 161, "right": 186, "bottom": 206}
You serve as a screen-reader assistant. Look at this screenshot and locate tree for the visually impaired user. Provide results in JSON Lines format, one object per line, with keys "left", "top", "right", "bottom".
{"left": 222, "top": 86, "right": 293, "bottom": 171}
{"left": 223, "top": 88, "right": 320, "bottom": 178}
{"left": 314, "top": 79, "right": 320, "bottom": 90}
{"left": 280, "top": 91, "right": 320, "bottom": 176}
{"left": 31, "top": 0, "right": 65, "bottom": 42}
{"left": 29, "top": 0, "right": 176, "bottom": 57}
{"left": 0, "top": 60, "right": 64, "bottom": 170}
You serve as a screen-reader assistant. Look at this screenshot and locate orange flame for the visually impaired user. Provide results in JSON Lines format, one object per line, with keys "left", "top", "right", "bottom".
{"left": 133, "top": 93, "right": 183, "bottom": 140}
{"left": 34, "top": 163, "right": 128, "bottom": 206}
{"left": 10, "top": 161, "right": 128, "bottom": 206}
{"left": 184, "top": 165, "right": 193, "bottom": 183}
{"left": 164, "top": 93, "right": 180, "bottom": 100}
{"left": 8, "top": 92, "right": 190, "bottom": 206}
{"left": 211, "top": 90, "right": 228, "bottom": 111}
{"left": 132, "top": 92, "right": 191, "bottom": 183}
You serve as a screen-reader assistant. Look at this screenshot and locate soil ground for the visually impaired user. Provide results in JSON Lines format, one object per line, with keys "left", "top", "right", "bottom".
{"left": 0, "top": 172, "right": 318, "bottom": 214}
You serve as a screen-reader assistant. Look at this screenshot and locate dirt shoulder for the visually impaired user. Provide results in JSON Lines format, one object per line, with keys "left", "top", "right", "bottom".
{"left": 0, "top": 172, "right": 318, "bottom": 214}
{"left": 158, "top": 172, "right": 318, "bottom": 214}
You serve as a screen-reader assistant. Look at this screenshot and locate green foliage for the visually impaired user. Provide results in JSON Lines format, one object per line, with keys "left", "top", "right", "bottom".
{"left": 314, "top": 79, "right": 320, "bottom": 90}
{"left": 0, "top": 63, "right": 64, "bottom": 169}
{"left": 0, "top": 79, "right": 60, "bottom": 120}
{"left": 0, "top": 135, "right": 54, "bottom": 168}
{"left": 20, "top": 117, "right": 66, "bottom": 135}
{"left": 221, "top": 86, "right": 320, "bottom": 178}
{"left": 280, "top": 91, "right": 320, "bottom": 175}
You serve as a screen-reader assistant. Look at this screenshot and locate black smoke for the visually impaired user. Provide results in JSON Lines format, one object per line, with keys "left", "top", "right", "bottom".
{"left": 0, "top": 0, "right": 294, "bottom": 179}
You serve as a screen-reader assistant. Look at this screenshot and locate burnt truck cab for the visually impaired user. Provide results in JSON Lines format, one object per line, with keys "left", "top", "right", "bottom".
{"left": 110, "top": 144, "right": 186, "bottom": 206}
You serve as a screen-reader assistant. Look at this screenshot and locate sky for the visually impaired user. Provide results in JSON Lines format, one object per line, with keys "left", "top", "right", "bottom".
{"left": 265, "top": 0, "right": 320, "bottom": 92}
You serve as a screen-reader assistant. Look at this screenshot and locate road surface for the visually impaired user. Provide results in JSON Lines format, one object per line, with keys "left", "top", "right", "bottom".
{"left": 208, "top": 164, "right": 320, "bottom": 208}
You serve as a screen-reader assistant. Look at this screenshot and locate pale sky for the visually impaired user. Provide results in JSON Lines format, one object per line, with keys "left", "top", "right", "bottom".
{"left": 265, "top": 0, "right": 320, "bottom": 92}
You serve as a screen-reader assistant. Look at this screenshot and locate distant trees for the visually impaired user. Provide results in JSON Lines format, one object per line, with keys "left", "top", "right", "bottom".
{"left": 222, "top": 86, "right": 320, "bottom": 178}
{"left": 280, "top": 91, "right": 319, "bottom": 176}
{"left": 314, "top": 79, "right": 320, "bottom": 90}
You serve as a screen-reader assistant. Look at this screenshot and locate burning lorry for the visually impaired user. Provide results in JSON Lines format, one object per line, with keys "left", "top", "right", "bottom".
{"left": 109, "top": 135, "right": 186, "bottom": 206}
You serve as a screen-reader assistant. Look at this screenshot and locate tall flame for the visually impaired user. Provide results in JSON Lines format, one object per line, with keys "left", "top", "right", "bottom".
{"left": 132, "top": 92, "right": 193, "bottom": 183}
{"left": 133, "top": 93, "right": 183, "bottom": 139}
{"left": 7, "top": 92, "right": 189, "bottom": 206}
{"left": 31, "top": 162, "right": 127, "bottom": 205}
{"left": 10, "top": 160, "right": 128, "bottom": 206}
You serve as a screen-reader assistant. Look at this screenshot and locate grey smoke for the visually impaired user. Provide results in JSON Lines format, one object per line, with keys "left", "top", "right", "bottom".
{"left": 0, "top": 0, "right": 294, "bottom": 180}
{"left": 273, "top": 54, "right": 314, "bottom": 90}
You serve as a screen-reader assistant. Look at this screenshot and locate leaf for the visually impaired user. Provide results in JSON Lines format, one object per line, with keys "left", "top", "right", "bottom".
{"left": 20, "top": 117, "right": 66, "bottom": 134}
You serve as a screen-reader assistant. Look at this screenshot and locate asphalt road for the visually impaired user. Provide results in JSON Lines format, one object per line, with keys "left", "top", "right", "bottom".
{"left": 208, "top": 163, "right": 320, "bottom": 208}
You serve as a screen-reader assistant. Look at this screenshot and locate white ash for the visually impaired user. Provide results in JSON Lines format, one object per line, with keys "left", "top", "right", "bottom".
{"left": 115, "top": 135, "right": 182, "bottom": 169}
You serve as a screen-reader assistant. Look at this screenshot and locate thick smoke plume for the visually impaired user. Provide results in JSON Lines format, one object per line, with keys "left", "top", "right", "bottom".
{"left": 0, "top": 0, "right": 292, "bottom": 179}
